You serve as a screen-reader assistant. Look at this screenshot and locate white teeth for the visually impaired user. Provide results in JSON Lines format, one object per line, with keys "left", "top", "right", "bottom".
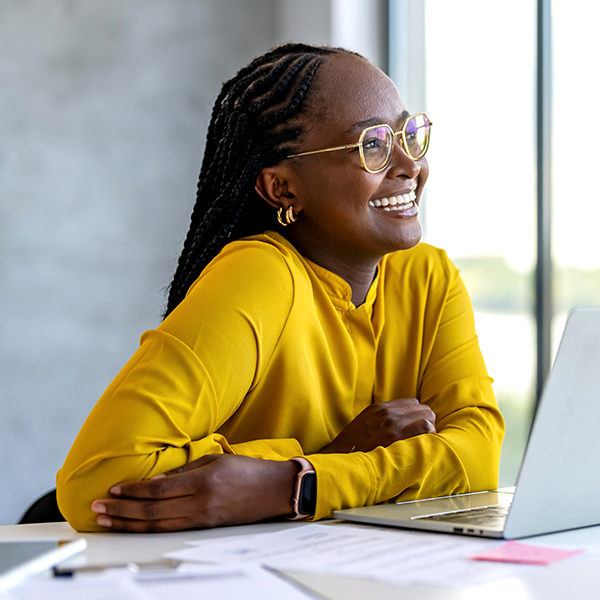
{"left": 369, "top": 191, "right": 417, "bottom": 211}
{"left": 393, "top": 202, "right": 413, "bottom": 211}
{"left": 370, "top": 202, "right": 415, "bottom": 212}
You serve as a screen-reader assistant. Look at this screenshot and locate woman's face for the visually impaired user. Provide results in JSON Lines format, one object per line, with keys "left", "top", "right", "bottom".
{"left": 283, "top": 53, "right": 429, "bottom": 271}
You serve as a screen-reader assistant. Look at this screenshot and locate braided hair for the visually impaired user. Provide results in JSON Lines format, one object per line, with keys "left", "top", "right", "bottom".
{"left": 164, "top": 43, "right": 358, "bottom": 318}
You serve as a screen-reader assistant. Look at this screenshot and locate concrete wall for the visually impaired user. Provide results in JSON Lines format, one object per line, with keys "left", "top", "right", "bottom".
{"left": 0, "top": 0, "right": 288, "bottom": 525}
{"left": 0, "top": 0, "right": 389, "bottom": 525}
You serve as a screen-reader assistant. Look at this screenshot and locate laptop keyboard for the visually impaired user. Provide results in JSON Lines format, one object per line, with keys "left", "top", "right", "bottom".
{"left": 418, "top": 503, "right": 510, "bottom": 527}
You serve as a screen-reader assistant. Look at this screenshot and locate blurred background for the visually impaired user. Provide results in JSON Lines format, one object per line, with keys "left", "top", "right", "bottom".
{"left": 1, "top": 0, "right": 598, "bottom": 525}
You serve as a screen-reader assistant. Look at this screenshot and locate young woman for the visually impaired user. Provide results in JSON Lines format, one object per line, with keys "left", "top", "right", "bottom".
{"left": 57, "top": 43, "right": 504, "bottom": 532}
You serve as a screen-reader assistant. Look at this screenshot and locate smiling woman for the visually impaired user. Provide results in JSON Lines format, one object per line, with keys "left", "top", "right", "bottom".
{"left": 56, "top": 43, "right": 504, "bottom": 533}
{"left": 268, "top": 53, "right": 429, "bottom": 296}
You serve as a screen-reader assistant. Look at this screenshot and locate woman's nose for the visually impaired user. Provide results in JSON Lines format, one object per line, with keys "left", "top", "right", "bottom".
{"left": 387, "top": 140, "right": 421, "bottom": 178}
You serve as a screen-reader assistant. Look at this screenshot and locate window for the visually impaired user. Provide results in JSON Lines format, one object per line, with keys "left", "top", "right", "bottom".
{"left": 551, "top": 1, "right": 600, "bottom": 349}
{"left": 390, "top": 0, "right": 537, "bottom": 485}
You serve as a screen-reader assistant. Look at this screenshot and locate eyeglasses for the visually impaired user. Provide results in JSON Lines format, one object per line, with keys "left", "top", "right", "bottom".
{"left": 285, "top": 113, "right": 432, "bottom": 174}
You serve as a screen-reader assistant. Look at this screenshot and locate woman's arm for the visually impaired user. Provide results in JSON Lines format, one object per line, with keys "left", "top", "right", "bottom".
{"left": 305, "top": 268, "right": 505, "bottom": 520}
{"left": 57, "top": 242, "right": 303, "bottom": 531}
{"left": 56, "top": 327, "right": 309, "bottom": 531}
{"left": 307, "top": 385, "right": 503, "bottom": 520}
{"left": 85, "top": 397, "right": 437, "bottom": 532}
{"left": 89, "top": 455, "right": 300, "bottom": 532}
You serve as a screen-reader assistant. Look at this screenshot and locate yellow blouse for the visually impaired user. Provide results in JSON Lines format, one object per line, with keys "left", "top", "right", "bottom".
{"left": 57, "top": 232, "right": 504, "bottom": 532}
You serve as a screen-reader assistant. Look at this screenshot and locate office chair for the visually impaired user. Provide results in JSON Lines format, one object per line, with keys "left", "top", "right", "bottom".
{"left": 18, "top": 488, "right": 65, "bottom": 524}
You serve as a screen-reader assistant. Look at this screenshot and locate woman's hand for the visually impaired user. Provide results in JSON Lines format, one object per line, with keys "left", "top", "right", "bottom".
{"left": 90, "top": 454, "right": 299, "bottom": 533}
{"left": 319, "top": 397, "right": 436, "bottom": 454}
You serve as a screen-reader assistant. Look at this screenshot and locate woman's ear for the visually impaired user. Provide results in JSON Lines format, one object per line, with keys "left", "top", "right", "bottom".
{"left": 255, "top": 167, "right": 295, "bottom": 210}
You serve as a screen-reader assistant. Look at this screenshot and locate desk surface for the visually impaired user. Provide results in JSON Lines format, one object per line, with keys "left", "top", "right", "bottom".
{"left": 2, "top": 520, "right": 600, "bottom": 599}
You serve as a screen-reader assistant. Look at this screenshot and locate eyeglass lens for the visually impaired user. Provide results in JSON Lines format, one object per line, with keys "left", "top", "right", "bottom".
{"left": 404, "top": 114, "right": 430, "bottom": 159}
{"left": 361, "top": 114, "right": 430, "bottom": 171}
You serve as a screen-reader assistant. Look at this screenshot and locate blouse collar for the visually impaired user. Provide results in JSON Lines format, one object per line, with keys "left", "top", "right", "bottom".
{"left": 264, "top": 231, "right": 380, "bottom": 313}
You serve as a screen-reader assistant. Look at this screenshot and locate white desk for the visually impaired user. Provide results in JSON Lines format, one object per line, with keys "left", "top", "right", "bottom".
{"left": 2, "top": 520, "right": 600, "bottom": 599}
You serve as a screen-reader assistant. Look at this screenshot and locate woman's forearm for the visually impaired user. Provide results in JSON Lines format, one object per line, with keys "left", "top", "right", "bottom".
{"left": 87, "top": 455, "right": 301, "bottom": 532}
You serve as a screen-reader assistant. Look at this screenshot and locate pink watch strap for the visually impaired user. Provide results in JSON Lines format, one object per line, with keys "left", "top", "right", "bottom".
{"left": 288, "top": 457, "right": 315, "bottom": 520}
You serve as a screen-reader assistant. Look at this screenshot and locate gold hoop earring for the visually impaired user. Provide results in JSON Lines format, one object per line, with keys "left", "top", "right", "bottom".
{"left": 285, "top": 206, "right": 297, "bottom": 225}
{"left": 277, "top": 206, "right": 298, "bottom": 226}
{"left": 277, "top": 207, "right": 287, "bottom": 226}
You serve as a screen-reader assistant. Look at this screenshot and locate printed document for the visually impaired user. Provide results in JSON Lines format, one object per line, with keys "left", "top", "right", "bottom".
{"left": 4, "top": 564, "right": 314, "bottom": 600}
{"left": 166, "top": 522, "right": 542, "bottom": 586}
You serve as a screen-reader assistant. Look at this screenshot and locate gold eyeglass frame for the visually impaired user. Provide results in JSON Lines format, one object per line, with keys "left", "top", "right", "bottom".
{"left": 285, "top": 112, "right": 432, "bottom": 174}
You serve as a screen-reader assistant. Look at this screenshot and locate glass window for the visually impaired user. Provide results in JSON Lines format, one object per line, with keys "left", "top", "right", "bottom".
{"left": 551, "top": 1, "right": 600, "bottom": 352}
{"left": 397, "top": 0, "right": 538, "bottom": 486}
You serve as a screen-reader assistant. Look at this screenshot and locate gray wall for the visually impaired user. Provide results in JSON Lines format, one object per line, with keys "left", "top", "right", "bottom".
{"left": 0, "top": 0, "right": 378, "bottom": 525}
{"left": 0, "top": 0, "right": 317, "bottom": 525}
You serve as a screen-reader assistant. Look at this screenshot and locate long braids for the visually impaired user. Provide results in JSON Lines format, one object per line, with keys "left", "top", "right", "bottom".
{"left": 164, "top": 43, "right": 353, "bottom": 318}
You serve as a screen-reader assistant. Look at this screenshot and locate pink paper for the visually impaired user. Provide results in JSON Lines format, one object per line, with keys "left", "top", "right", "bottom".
{"left": 471, "top": 541, "right": 584, "bottom": 565}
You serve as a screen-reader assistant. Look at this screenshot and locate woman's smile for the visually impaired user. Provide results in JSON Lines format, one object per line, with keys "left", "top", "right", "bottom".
{"left": 368, "top": 189, "right": 418, "bottom": 216}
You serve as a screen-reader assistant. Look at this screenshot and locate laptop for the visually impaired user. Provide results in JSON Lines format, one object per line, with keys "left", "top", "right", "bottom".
{"left": 0, "top": 539, "right": 87, "bottom": 592}
{"left": 335, "top": 307, "right": 600, "bottom": 539}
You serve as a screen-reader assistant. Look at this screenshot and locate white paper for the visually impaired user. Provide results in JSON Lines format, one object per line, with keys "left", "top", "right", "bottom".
{"left": 3, "top": 564, "right": 314, "bottom": 600}
{"left": 166, "top": 522, "right": 541, "bottom": 586}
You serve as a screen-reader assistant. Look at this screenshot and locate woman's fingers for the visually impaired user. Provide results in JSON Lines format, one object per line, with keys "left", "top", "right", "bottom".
{"left": 92, "top": 495, "right": 194, "bottom": 523}
{"left": 108, "top": 474, "right": 194, "bottom": 500}
{"left": 92, "top": 471, "right": 221, "bottom": 531}
{"left": 95, "top": 514, "right": 193, "bottom": 533}
{"left": 319, "top": 397, "right": 437, "bottom": 454}
{"left": 402, "top": 417, "right": 437, "bottom": 438}
{"left": 387, "top": 397, "right": 436, "bottom": 425}
{"left": 90, "top": 461, "right": 215, "bottom": 530}
{"left": 108, "top": 455, "right": 223, "bottom": 499}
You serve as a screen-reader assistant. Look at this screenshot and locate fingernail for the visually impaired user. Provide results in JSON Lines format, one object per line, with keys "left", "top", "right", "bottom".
{"left": 97, "top": 516, "right": 112, "bottom": 528}
{"left": 91, "top": 501, "right": 106, "bottom": 514}
{"left": 110, "top": 485, "right": 121, "bottom": 496}
{"left": 150, "top": 474, "right": 166, "bottom": 480}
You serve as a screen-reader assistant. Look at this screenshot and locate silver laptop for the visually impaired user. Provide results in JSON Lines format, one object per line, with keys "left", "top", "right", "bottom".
{"left": 335, "top": 307, "right": 600, "bottom": 539}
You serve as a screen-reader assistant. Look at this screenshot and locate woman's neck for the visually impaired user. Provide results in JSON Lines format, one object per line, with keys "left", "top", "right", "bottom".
{"left": 283, "top": 232, "right": 380, "bottom": 307}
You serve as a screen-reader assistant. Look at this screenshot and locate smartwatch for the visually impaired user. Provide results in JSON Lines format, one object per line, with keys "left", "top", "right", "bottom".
{"left": 288, "top": 457, "right": 317, "bottom": 520}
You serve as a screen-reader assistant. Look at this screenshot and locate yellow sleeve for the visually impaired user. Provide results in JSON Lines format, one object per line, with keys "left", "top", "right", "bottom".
{"left": 307, "top": 266, "right": 505, "bottom": 520}
{"left": 56, "top": 242, "right": 302, "bottom": 531}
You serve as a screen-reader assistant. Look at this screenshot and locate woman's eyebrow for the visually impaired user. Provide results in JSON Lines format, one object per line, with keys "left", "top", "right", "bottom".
{"left": 344, "top": 117, "right": 383, "bottom": 133}
{"left": 344, "top": 110, "right": 411, "bottom": 134}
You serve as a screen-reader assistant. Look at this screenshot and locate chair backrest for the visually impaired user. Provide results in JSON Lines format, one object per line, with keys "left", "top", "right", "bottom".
{"left": 18, "top": 489, "right": 65, "bottom": 524}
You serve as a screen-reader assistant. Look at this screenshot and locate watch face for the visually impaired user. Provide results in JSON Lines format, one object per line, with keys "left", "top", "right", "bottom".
{"left": 298, "top": 472, "right": 317, "bottom": 515}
